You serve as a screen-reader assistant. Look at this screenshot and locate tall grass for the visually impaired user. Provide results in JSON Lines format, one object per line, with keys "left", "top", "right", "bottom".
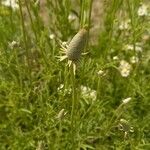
{"left": 0, "top": 0, "right": 150, "bottom": 149}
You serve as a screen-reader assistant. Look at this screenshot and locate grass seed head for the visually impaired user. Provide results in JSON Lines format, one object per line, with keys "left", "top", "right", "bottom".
{"left": 66, "top": 28, "right": 88, "bottom": 62}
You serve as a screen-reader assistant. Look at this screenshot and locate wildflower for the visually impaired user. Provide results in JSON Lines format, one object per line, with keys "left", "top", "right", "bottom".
{"left": 49, "top": 34, "right": 55, "bottom": 40}
{"left": 130, "top": 56, "right": 139, "bottom": 64}
{"left": 138, "top": 4, "right": 148, "bottom": 17}
{"left": 8, "top": 40, "right": 19, "bottom": 49}
{"left": 119, "top": 19, "right": 131, "bottom": 30}
{"left": 57, "top": 84, "right": 64, "bottom": 91}
{"left": 124, "top": 44, "right": 133, "bottom": 51}
{"left": 97, "top": 70, "right": 106, "bottom": 77}
{"left": 122, "top": 97, "right": 131, "bottom": 104}
{"left": 66, "top": 28, "right": 87, "bottom": 62}
{"left": 59, "top": 28, "right": 88, "bottom": 62}
{"left": 68, "top": 12, "right": 77, "bottom": 22}
{"left": 2, "top": 0, "right": 19, "bottom": 10}
{"left": 81, "top": 85, "right": 97, "bottom": 102}
{"left": 61, "top": 41, "right": 68, "bottom": 47}
{"left": 113, "top": 56, "right": 119, "bottom": 60}
{"left": 135, "top": 46, "right": 142, "bottom": 52}
{"left": 119, "top": 60, "right": 132, "bottom": 77}
{"left": 97, "top": 70, "right": 104, "bottom": 76}
{"left": 118, "top": 119, "right": 134, "bottom": 138}
{"left": 124, "top": 44, "right": 143, "bottom": 52}
{"left": 56, "top": 109, "right": 67, "bottom": 120}
{"left": 57, "top": 84, "right": 71, "bottom": 95}
{"left": 58, "top": 28, "right": 88, "bottom": 74}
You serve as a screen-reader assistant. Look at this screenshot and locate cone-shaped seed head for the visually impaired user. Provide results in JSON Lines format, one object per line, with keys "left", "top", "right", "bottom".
{"left": 66, "top": 28, "right": 88, "bottom": 61}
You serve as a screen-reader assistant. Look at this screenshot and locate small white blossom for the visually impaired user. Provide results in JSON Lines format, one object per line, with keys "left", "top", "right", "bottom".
{"left": 2, "top": 0, "right": 19, "bottom": 10}
{"left": 56, "top": 109, "right": 67, "bottom": 120}
{"left": 113, "top": 56, "right": 119, "bottom": 60}
{"left": 130, "top": 56, "right": 139, "bottom": 64}
{"left": 57, "top": 84, "right": 64, "bottom": 91}
{"left": 97, "top": 70, "right": 104, "bottom": 76}
{"left": 57, "top": 84, "right": 71, "bottom": 95}
{"left": 119, "top": 19, "right": 131, "bottom": 30}
{"left": 122, "top": 97, "right": 131, "bottom": 104}
{"left": 119, "top": 60, "right": 132, "bottom": 77}
{"left": 68, "top": 13, "right": 77, "bottom": 22}
{"left": 135, "top": 43, "right": 143, "bottom": 52}
{"left": 124, "top": 44, "right": 134, "bottom": 50}
{"left": 61, "top": 41, "right": 68, "bottom": 47}
{"left": 49, "top": 34, "right": 55, "bottom": 40}
{"left": 138, "top": 4, "right": 148, "bottom": 16}
{"left": 81, "top": 85, "right": 97, "bottom": 101}
{"left": 118, "top": 119, "right": 134, "bottom": 139}
{"left": 124, "top": 44, "right": 143, "bottom": 52}
{"left": 8, "top": 40, "right": 19, "bottom": 49}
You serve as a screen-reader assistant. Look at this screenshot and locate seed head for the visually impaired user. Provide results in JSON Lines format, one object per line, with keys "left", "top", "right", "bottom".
{"left": 66, "top": 28, "right": 88, "bottom": 62}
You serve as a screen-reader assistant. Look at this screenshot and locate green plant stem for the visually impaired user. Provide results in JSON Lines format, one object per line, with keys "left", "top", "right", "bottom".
{"left": 56, "top": 121, "right": 62, "bottom": 150}
{"left": 24, "top": 0, "right": 38, "bottom": 43}
{"left": 127, "top": 0, "right": 136, "bottom": 52}
{"left": 102, "top": 103, "right": 125, "bottom": 141}
{"left": 18, "top": 0, "right": 31, "bottom": 81}
{"left": 70, "top": 63, "right": 76, "bottom": 148}
{"left": 86, "top": 0, "right": 93, "bottom": 50}
{"left": 97, "top": 77, "right": 101, "bottom": 99}
{"left": 80, "top": 0, "right": 85, "bottom": 28}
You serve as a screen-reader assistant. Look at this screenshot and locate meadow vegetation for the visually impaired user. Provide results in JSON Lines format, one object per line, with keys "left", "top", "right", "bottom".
{"left": 0, "top": 0, "right": 150, "bottom": 149}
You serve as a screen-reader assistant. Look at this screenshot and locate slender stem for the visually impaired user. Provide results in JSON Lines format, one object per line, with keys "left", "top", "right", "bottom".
{"left": 80, "top": 0, "right": 85, "bottom": 28}
{"left": 102, "top": 103, "right": 125, "bottom": 140}
{"left": 127, "top": 0, "right": 136, "bottom": 52}
{"left": 24, "top": 0, "right": 38, "bottom": 43}
{"left": 56, "top": 121, "right": 62, "bottom": 150}
{"left": 97, "top": 77, "right": 101, "bottom": 99}
{"left": 86, "top": 0, "right": 93, "bottom": 50}
{"left": 88, "top": 0, "right": 93, "bottom": 30}
{"left": 70, "top": 63, "right": 76, "bottom": 148}
{"left": 18, "top": 0, "right": 31, "bottom": 81}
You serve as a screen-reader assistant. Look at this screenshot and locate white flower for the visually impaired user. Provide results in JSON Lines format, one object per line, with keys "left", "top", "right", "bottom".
{"left": 138, "top": 4, "right": 148, "bottom": 16}
{"left": 8, "top": 40, "right": 19, "bottom": 49}
{"left": 119, "top": 60, "right": 132, "bottom": 77}
{"left": 97, "top": 70, "right": 104, "bottom": 76}
{"left": 118, "top": 118, "right": 134, "bottom": 138}
{"left": 57, "top": 84, "right": 64, "bottom": 91}
{"left": 2, "top": 0, "right": 19, "bottom": 10}
{"left": 49, "top": 34, "right": 55, "bottom": 40}
{"left": 122, "top": 97, "right": 131, "bottom": 104}
{"left": 68, "top": 12, "right": 77, "bottom": 22}
{"left": 124, "top": 44, "right": 143, "bottom": 52}
{"left": 61, "top": 41, "right": 68, "bottom": 47}
{"left": 57, "top": 84, "right": 71, "bottom": 95}
{"left": 81, "top": 85, "right": 96, "bottom": 101}
{"left": 113, "top": 56, "right": 119, "bottom": 60}
{"left": 56, "top": 109, "right": 67, "bottom": 120}
{"left": 119, "top": 19, "right": 131, "bottom": 30}
{"left": 135, "top": 43, "right": 143, "bottom": 52}
{"left": 124, "top": 44, "right": 134, "bottom": 50}
{"left": 130, "top": 56, "right": 139, "bottom": 64}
